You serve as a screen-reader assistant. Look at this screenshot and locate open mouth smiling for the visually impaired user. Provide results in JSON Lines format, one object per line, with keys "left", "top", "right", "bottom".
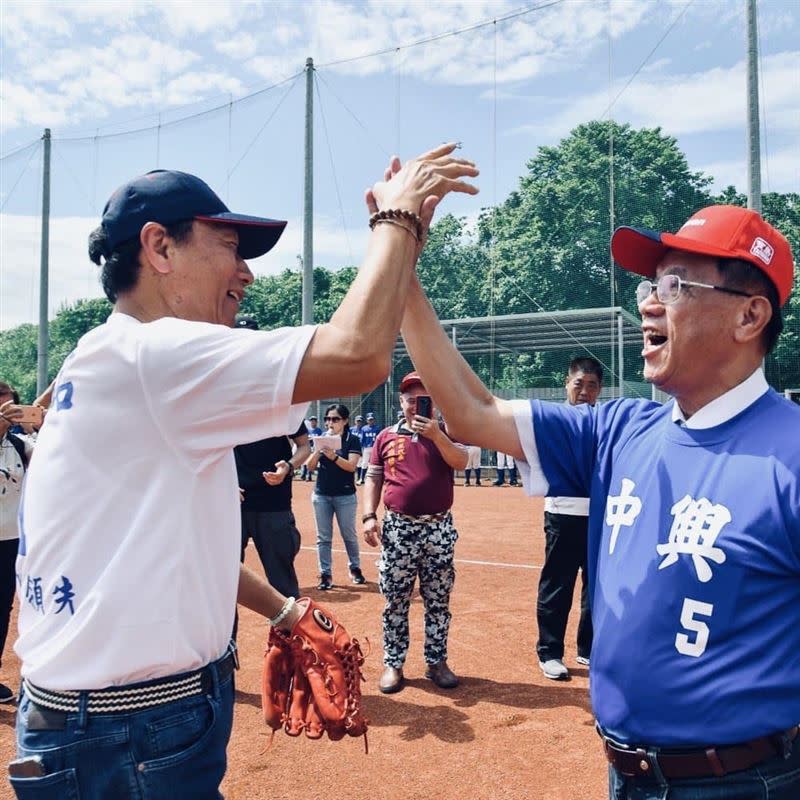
{"left": 643, "top": 328, "right": 668, "bottom": 354}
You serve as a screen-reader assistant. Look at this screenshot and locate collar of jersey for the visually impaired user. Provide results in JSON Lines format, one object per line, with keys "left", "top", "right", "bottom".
{"left": 671, "top": 368, "right": 768, "bottom": 430}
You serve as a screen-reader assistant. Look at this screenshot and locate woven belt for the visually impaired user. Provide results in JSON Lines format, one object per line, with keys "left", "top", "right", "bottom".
{"left": 23, "top": 644, "right": 238, "bottom": 715}
{"left": 600, "top": 725, "right": 798, "bottom": 780}
{"left": 386, "top": 509, "right": 450, "bottom": 524}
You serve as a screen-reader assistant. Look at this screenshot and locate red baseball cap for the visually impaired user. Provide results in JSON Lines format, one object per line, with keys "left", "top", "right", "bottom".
{"left": 399, "top": 371, "right": 425, "bottom": 393}
{"left": 611, "top": 205, "right": 794, "bottom": 306}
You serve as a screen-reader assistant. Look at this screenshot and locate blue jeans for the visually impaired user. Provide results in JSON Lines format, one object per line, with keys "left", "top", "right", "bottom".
{"left": 312, "top": 492, "right": 360, "bottom": 576}
{"left": 11, "top": 657, "right": 234, "bottom": 799}
{"left": 608, "top": 737, "right": 800, "bottom": 800}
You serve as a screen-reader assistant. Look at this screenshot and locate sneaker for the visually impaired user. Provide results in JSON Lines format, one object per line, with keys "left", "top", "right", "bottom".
{"left": 0, "top": 683, "right": 15, "bottom": 704}
{"left": 317, "top": 574, "right": 333, "bottom": 591}
{"left": 539, "top": 658, "right": 569, "bottom": 680}
{"left": 576, "top": 655, "right": 590, "bottom": 666}
{"left": 350, "top": 568, "right": 366, "bottom": 585}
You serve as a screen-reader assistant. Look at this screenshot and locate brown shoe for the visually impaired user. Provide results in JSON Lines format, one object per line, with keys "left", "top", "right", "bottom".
{"left": 379, "top": 666, "right": 405, "bottom": 694}
{"left": 425, "top": 660, "right": 459, "bottom": 689}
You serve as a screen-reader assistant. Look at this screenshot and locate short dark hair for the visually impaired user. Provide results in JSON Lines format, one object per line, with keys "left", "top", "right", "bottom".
{"left": 324, "top": 403, "right": 350, "bottom": 421}
{"left": 568, "top": 356, "right": 603, "bottom": 383}
{"left": 88, "top": 219, "right": 194, "bottom": 302}
{"left": 717, "top": 258, "right": 783, "bottom": 354}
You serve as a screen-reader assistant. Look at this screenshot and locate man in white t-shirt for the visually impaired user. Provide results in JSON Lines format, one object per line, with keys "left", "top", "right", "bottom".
{"left": 11, "top": 147, "right": 478, "bottom": 797}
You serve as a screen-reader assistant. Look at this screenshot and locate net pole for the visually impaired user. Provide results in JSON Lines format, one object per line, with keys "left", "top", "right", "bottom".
{"left": 302, "top": 57, "right": 314, "bottom": 326}
{"left": 37, "top": 129, "right": 51, "bottom": 394}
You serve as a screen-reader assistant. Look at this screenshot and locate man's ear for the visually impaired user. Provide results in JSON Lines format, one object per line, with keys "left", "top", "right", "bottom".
{"left": 733, "top": 295, "right": 772, "bottom": 346}
{"left": 139, "top": 222, "right": 173, "bottom": 276}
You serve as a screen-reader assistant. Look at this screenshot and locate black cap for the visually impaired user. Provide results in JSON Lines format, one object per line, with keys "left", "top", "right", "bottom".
{"left": 101, "top": 170, "right": 287, "bottom": 259}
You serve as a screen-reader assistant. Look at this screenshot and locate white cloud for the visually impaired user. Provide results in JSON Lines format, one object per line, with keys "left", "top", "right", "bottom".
{"left": 156, "top": 0, "right": 260, "bottom": 37}
{"left": 0, "top": 212, "right": 369, "bottom": 329}
{"left": 510, "top": 51, "right": 800, "bottom": 139}
{"left": 302, "top": 0, "right": 652, "bottom": 85}
{"left": 1, "top": 0, "right": 663, "bottom": 136}
{"left": 1, "top": 215, "right": 103, "bottom": 329}
{"left": 700, "top": 145, "right": 800, "bottom": 194}
{"left": 642, "top": 57, "right": 672, "bottom": 74}
{"left": 215, "top": 33, "right": 260, "bottom": 61}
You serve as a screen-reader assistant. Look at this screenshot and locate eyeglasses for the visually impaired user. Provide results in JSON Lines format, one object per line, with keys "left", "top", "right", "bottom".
{"left": 636, "top": 274, "right": 754, "bottom": 306}
{"left": 324, "top": 416, "right": 342, "bottom": 422}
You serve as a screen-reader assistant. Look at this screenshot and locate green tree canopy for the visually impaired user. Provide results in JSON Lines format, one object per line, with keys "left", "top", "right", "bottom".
{"left": 2, "top": 122, "right": 798, "bottom": 400}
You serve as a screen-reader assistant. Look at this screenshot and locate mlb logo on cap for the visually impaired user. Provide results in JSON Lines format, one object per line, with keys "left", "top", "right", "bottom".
{"left": 750, "top": 237, "right": 774, "bottom": 266}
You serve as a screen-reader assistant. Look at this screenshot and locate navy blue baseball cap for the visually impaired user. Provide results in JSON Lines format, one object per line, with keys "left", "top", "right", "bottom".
{"left": 101, "top": 170, "right": 287, "bottom": 259}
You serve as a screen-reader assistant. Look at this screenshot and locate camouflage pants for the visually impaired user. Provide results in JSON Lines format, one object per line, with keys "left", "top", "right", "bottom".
{"left": 378, "top": 510, "right": 458, "bottom": 668}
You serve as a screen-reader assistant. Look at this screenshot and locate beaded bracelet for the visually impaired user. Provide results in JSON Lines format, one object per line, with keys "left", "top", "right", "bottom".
{"left": 369, "top": 208, "right": 422, "bottom": 239}
{"left": 269, "top": 596, "right": 296, "bottom": 628}
{"left": 372, "top": 217, "right": 419, "bottom": 242}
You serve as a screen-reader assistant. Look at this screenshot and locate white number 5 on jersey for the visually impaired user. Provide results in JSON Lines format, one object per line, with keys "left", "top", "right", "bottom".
{"left": 675, "top": 598, "right": 714, "bottom": 657}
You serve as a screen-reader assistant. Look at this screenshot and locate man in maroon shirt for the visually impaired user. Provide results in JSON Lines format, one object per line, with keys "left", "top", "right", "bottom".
{"left": 362, "top": 371, "right": 468, "bottom": 694}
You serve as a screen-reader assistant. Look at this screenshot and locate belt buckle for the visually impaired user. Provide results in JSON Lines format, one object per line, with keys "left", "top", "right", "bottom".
{"left": 634, "top": 748, "right": 653, "bottom": 777}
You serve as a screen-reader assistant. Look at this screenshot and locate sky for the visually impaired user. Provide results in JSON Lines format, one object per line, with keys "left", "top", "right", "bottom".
{"left": 1, "top": 0, "right": 798, "bottom": 329}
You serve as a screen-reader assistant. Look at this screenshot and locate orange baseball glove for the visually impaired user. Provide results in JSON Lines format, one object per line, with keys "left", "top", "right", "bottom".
{"left": 262, "top": 598, "right": 368, "bottom": 749}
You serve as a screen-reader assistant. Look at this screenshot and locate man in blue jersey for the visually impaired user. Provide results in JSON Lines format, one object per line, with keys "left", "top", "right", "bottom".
{"left": 356, "top": 412, "right": 380, "bottom": 485}
{"left": 400, "top": 204, "right": 799, "bottom": 799}
{"left": 300, "top": 415, "right": 323, "bottom": 481}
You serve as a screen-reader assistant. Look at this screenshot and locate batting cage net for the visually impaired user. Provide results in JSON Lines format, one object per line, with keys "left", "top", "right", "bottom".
{"left": 2, "top": 5, "right": 798, "bottom": 408}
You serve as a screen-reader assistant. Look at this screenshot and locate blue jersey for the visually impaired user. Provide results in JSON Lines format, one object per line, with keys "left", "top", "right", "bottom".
{"left": 531, "top": 390, "right": 800, "bottom": 746}
{"left": 359, "top": 424, "right": 379, "bottom": 448}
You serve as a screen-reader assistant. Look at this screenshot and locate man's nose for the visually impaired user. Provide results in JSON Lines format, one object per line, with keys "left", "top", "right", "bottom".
{"left": 238, "top": 258, "right": 254, "bottom": 286}
{"left": 639, "top": 291, "right": 665, "bottom": 316}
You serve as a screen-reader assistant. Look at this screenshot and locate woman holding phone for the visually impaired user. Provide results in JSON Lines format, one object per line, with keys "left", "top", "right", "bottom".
{"left": 307, "top": 404, "right": 365, "bottom": 590}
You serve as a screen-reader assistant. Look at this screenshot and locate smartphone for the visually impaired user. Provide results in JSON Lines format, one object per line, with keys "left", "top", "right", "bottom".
{"left": 415, "top": 395, "right": 432, "bottom": 419}
{"left": 16, "top": 406, "right": 44, "bottom": 427}
{"left": 8, "top": 755, "right": 45, "bottom": 778}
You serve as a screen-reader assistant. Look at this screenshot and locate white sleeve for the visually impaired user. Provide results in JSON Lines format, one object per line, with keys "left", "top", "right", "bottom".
{"left": 510, "top": 399, "right": 549, "bottom": 497}
{"left": 138, "top": 319, "right": 316, "bottom": 470}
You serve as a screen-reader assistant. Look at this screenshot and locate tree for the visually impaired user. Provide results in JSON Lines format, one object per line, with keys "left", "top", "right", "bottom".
{"left": 49, "top": 298, "right": 112, "bottom": 376}
{"left": 476, "top": 121, "right": 715, "bottom": 386}
{"left": 483, "top": 121, "right": 713, "bottom": 317}
{"left": 0, "top": 324, "right": 39, "bottom": 402}
{"left": 0, "top": 299, "right": 112, "bottom": 402}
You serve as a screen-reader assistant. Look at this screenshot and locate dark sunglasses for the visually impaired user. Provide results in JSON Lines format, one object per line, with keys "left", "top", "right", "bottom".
{"left": 324, "top": 415, "right": 342, "bottom": 422}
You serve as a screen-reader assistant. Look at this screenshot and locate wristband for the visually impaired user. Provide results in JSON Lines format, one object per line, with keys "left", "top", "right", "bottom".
{"left": 362, "top": 512, "right": 377, "bottom": 523}
{"left": 369, "top": 208, "right": 422, "bottom": 240}
{"left": 372, "top": 217, "right": 419, "bottom": 242}
{"left": 269, "top": 596, "right": 296, "bottom": 628}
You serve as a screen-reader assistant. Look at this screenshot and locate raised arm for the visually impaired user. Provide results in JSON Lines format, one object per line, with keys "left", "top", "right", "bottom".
{"left": 401, "top": 275, "right": 524, "bottom": 460}
{"left": 292, "top": 144, "right": 478, "bottom": 403}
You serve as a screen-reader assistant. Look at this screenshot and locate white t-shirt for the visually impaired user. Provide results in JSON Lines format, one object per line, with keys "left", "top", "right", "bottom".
{"left": 16, "top": 313, "right": 315, "bottom": 689}
{"left": 1, "top": 432, "right": 34, "bottom": 541}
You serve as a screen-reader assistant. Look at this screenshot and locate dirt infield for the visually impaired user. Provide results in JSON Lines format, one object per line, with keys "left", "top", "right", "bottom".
{"left": 0, "top": 482, "right": 606, "bottom": 800}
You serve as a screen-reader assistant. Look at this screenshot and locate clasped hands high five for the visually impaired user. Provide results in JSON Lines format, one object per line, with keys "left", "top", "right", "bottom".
{"left": 367, "top": 142, "right": 479, "bottom": 256}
